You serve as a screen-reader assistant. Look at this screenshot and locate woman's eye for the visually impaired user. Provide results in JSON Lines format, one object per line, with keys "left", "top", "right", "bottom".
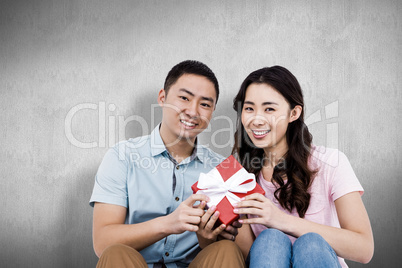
{"left": 244, "top": 107, "right": 253, "bottom": 111}
{"left": 265, "top": 108, "right": 274, "bottom": 112}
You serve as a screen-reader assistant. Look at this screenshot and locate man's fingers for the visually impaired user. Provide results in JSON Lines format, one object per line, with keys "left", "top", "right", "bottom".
{"left": 194, "top": 201, "right": 207, "bottom": 209}
{"left": 184, "top": 194, "right": 210, "bottom": 206}
{"left": 205, "top": 210, "right": 220, "bottom": 230}
{"left": 218, "top": 230, "right": 235, "bottom": 241}
{"left": 200, "top": 205, "right": 216, "bottom": 228}
{"left": 212, "top": 223, "right": 226, "bottom": 236}
{"left": 185, "top": 223, "right": 199, "bottom": 232}
{"left": 224, "top": 225, "right": 238, "bottom": 236}
{"left": 231, "top": 220, "right": 243, "bottom": 229}
{"left": 187, "top": 215, "right": 202, "bottom": 225}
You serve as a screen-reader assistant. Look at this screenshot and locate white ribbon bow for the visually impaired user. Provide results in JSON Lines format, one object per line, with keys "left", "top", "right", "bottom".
{"left": 196, "top": 167, "right": 256, "bottom": 207}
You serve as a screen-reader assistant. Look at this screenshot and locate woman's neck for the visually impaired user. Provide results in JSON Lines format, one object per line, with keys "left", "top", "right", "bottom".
{"left": 263, "top": 143, "right": 288, "bottom": 168}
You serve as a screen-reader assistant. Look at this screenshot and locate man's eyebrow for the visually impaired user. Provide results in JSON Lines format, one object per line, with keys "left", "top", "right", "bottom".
{"left": 201, "top": 96, "right": 214, "bottom": 103}
{"left": 179, "top": 88, "right": 195, "bottom": 97}
{"left": 180, "top": 88, "right": 214, "bottom": 103}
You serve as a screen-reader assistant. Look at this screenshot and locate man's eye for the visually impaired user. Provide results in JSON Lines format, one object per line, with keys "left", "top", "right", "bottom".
{"left": 265, "top": 108, "right": 274, "bottom": 112}
{"left": 180, "top": 96, "right": 189, "bottom": 101}
{"left": 201, "top": 103, "right": 211, "bottom": 108}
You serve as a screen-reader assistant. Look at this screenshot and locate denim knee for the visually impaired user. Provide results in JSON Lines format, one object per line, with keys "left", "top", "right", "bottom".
{"left": 249, "top": 229, "right": 292, "bottom": 268}
{"left": 293, "top": 232, "right": 331, "bottom": 254}
{"left": 254, "top": 229, "right": 291, "bottom": 248}
{"left": 292, "top": 233, "right": 340, "bottom": 268}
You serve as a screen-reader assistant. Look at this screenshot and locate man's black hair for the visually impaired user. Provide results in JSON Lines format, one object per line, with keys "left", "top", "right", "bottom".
{"left": 164, "top": 60, "right": 219, "bottom": 104}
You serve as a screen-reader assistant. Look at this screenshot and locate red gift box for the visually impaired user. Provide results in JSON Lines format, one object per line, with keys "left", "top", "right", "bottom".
{"left": 191, "top": 155, "right": 265, "bottom": 226}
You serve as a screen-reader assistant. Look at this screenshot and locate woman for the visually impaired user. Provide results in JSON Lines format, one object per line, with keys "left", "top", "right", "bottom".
{"left": 231, "top": 66, "right": 374, "bottom": 267}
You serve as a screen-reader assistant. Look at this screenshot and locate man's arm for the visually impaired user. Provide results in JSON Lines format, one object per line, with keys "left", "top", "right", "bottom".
{"left": 93, "top": 194, "right": 209, "bottom": 257}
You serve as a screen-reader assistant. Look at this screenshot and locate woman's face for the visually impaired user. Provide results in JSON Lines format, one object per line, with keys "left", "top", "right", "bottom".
{"left": 241, "top": 83, "right": 295, "bottom": 154}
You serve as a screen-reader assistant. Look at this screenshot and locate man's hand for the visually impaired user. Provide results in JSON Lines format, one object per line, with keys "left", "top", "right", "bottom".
{"left": 165, "top": 194, "right": 209, "bottom": 234}
{"left": 196, "top": 202, "right": 243, "bottom": 248}
{"left": 218, "top": 220, "right": 242, "bottom": 241}
{"left": 196, "top": 204, "right": 226, "bottom": 248}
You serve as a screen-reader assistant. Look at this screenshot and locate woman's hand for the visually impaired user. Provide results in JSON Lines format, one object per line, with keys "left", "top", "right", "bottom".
{"left": 233, "top": 193, "right": 286, "bottom": 229}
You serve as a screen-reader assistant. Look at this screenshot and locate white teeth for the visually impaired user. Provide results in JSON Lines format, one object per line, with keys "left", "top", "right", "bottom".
{"left": 181, "top": 120, "right": 195, "bottom": 127}
{"left": 252, "top": 130, "right": 270, "bottom": 135}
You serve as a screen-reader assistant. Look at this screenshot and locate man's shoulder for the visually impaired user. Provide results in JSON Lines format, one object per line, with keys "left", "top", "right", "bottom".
{"left": 114, "top": 134, "right": 151, "bottom": 150}
{"left": 106, "top": 134, "right": 152, "bottom": 161}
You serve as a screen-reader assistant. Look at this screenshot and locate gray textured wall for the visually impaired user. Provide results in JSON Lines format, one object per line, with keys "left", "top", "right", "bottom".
{"left": 1, "top": 0, "right": 401, "bottom": 267}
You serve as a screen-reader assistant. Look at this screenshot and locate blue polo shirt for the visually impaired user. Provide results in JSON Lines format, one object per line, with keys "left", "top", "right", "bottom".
{"left": 90, "top": 124, "right": 223, "bottom": 268}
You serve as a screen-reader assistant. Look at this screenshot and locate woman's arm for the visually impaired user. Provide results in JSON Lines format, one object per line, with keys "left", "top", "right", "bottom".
{"left": 234, "top": 221, "right": 255, "bottom": 259}
{"left": 234, "top": 192, "right": 374, "bottom": 263}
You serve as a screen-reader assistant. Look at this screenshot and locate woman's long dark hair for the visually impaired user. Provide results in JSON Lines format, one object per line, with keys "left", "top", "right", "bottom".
{"left": 232, "top": 66, "right": 316, "bottom": 218}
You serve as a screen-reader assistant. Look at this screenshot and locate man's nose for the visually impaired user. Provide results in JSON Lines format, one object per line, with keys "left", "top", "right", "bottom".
{"left": 185, "top": 101, "right": 199, "bottom": 118}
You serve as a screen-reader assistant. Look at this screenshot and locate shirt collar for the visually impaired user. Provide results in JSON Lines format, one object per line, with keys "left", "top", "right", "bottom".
{"left": 150, "top": 123, "right": 206, "bottom": 163}
{"left": 150, "top": 124, "right": 167, "bottom": 157}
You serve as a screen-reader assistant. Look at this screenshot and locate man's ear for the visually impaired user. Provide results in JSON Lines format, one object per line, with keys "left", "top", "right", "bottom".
{"left": 157, "top": 89, "right": 165, "bottom": 107}
{"left": 289, "top": 105, "right": 302, "bottom": 123}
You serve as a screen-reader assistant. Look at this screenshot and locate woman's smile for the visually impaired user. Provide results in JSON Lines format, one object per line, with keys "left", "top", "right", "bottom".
{"left": 251, "top": 129, "right": 271, "bottom": 138}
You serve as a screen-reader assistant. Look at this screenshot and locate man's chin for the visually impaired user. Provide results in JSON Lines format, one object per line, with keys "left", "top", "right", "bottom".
{"left": 178, "top": 129, "right": 203, "bottom": 140}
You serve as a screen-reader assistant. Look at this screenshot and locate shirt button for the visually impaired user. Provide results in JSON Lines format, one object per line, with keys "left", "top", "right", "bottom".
{"left": 175, "top": 197, "right": 180, "bottom": 201}
{"left": 165, "top": 252, "right": 169, "bottom": 257}
{"left": 176, "top": 166, "right": 180, "bottom": 170}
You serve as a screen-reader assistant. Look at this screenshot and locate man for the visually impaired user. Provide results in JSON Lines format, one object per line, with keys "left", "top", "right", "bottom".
{"left": 90, "top": 60, "right": 245, "bottom": 268}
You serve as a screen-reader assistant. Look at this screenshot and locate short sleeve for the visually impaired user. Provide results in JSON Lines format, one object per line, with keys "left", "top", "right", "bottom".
{"left": 329, "top": 151, "right": 364, "bottom": 201}
{"left": 89, "top": 145, "right": 129, "bottom": 207}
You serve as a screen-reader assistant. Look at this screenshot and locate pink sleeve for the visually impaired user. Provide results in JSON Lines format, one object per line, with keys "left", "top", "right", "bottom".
{"left": 328, "top": 150, "right": 364, "bottom": 201}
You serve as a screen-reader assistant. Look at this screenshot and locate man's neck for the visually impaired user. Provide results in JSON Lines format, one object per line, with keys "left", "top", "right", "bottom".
{"left": 165, "top": 140, "right": 195, "bottom": 163}
{"left": 159, "top": 123, "right": 197, "bottom": 163}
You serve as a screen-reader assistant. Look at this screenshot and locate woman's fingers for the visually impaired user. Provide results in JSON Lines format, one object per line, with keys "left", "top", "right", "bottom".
{"left": 241, "top": 193, "right": 265, "bottom": 201}
{"left": 234, "top": 207, "right": 263, "bottom": 216}
{"left": 235, "top": 200, "right": 265, "bottom": 209}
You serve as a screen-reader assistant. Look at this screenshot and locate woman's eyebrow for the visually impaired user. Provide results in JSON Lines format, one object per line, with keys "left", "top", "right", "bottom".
{"left": 262, "top": 101, "right": 279, "bottom": 106}
{"left": 244, "top": 101, "right": 278, "bottom": 105}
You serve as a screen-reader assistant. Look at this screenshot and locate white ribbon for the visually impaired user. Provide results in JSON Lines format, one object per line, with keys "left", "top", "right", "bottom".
{"left": 196, "top": 167, "right": 256, "bottom": 207}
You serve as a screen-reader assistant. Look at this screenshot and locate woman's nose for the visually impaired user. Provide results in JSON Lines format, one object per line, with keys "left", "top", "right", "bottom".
{"left": 252, "top": 115, "right": 266, "bottom": 126}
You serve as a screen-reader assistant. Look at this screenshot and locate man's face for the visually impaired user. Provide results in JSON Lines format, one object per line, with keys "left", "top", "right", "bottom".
{"left": 158, "top": 73, "right": 216, "bottom": 146}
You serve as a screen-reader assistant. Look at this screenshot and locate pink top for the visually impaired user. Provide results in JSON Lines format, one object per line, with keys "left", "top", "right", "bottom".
{"left": 249, "top": 145, "right": 364, "bottom": 268}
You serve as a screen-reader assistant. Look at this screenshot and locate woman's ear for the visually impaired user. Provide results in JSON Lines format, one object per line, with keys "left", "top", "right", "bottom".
{"left": 289, "top": 105, "right": 302, "bottom": 122}
{"left": 157, "top": 89, "right": 165, "bottom": 107}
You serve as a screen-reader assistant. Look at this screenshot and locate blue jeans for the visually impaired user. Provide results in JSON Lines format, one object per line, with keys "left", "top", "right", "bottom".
{"left": 248, "top": 229, "right": 341, "bottom": 268}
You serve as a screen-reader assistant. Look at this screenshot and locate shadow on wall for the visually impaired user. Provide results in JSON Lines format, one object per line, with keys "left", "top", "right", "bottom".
{"left": 59, "top": 168, "right": 100, "bottom": 268}
{"left": 64, "top": 92, "right": 160, "bottom": 267}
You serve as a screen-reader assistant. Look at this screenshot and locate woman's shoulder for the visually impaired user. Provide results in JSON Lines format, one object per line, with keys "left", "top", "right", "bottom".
{"left": 309, "top": 145, "right": 348, "bottom": 168}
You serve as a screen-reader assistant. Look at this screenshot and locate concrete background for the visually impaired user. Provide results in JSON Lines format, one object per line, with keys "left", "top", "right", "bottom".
{"left": 0, "top": 0, "right": 401, "bottom": 267}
